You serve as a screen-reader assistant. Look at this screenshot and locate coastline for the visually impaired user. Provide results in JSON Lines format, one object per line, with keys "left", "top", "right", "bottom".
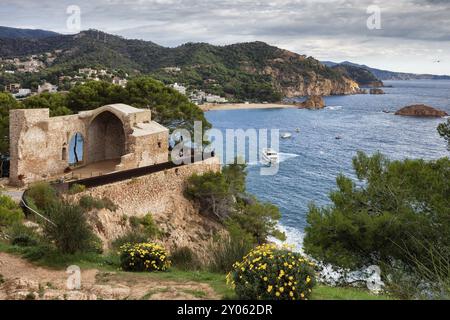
{"left": 200, "top": 102, "right": 297, "bottom": 111}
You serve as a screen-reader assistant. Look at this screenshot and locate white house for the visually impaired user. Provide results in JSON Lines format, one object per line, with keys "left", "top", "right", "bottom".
{"left": 172, "top": 83, "right": 187, "bottom": 95}
{"left": 38, "top": 82, "right": 58, "bottom": 94}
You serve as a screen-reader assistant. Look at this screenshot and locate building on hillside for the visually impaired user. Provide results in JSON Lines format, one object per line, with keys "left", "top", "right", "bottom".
{"left": 4, "top": 83, "right": 21, "bottom": 94}
{"left": 112, "top": 77, "right": 128, "bottom": 87}
{"left": 163, "top": 67, "right": 181, "bottom": 73}
{"left": 172, "top": 83, "right": 187, "bottom": 95}
{"left": 9, "top": 104, "right": 169, "bottom": 186}
{"left": 38, "top": 82, "right": 58, "bottom": 94}
{"left": 13, "top": 89, "right": 32, "bottom": 99}
{"left": 189, "top": 90, "right": 207, "bottom": 105}
{"left": 205, "top": 94, "right": 228, "bottom": 104}
{"left": 79, "top": 68, "right": 97, "bottom": 76}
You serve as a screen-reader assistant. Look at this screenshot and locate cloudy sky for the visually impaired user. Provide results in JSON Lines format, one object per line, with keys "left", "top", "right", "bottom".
{"left": 2, "top": 0, "right": 450, "bottom": 74}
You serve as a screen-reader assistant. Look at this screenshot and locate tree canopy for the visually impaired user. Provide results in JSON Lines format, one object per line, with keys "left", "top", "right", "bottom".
{"left": 438, "top": 119, "right": 450, "bottom": 150}
{"left": 304, "top": 151, "right": 450, "bottom": 270}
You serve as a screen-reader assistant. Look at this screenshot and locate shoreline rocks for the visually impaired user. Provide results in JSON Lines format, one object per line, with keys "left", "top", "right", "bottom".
{"left": 395, "top": 104, "right": 448, "bottom": 117}
{"left": 370, "top": 88, "right": 385, "bottom": 95}
{"left": 297, "top": 95, "right": 326, "bottom": 109}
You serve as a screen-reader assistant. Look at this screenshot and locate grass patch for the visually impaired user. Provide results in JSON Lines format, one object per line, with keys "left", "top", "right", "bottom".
{"left": 140, "top": 287, "right": 170, "bottom": 300}
{"left": 0, "top": 240, "right": 118, "bottom": 270}
{"left": 311, "top": 285, "right": 391, "bottom": 300}
{"left": 181, "top": 289, "right": 207, "bottom": 298}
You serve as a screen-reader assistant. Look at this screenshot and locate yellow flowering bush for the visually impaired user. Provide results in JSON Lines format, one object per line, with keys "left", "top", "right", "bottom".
{"left": 227, "top": 244, "right": 316, "bottom": 300}
{"left": 119, "top": 243, "right": 171, "bottom": 272}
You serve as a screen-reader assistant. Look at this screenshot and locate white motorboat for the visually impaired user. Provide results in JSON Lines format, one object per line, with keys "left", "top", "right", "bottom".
{"left": 281, "top": 132, "right": 292, "bottom": 139}
{"left": 261, "top": 148, "right": 278, "bottom": 164}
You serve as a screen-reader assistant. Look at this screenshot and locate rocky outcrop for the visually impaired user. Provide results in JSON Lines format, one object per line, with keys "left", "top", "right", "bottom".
{"left": 266, "top": 68, "right": 360, "bottom": 97}
{"left": 395, "top": 104, "right": 448, "bottom": 117}
{"left": 370, "top": 88, "right": 385, "bottom": 94}
{"left": 297, "top": 96, "right": 326, "bottom": 109}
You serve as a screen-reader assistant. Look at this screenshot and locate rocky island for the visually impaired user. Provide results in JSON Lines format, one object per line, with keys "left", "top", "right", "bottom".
{"left": 297, "top": 95, "right": 326, "bottom": 109}
{"left": 395, "top": 104, "right": 448, "bottom": 117}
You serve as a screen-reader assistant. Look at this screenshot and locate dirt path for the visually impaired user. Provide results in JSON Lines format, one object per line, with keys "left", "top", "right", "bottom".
{"left": 0, "top": 252, "right": 219, "bottom": 300}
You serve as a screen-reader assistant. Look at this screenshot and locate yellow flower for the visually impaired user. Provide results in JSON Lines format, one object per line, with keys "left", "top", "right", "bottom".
{"left": 275, "top": 292, "right": 280, "bottom": 297}
{"left": 306, "top": 276, "right": 311, "bottom": 284}
{"left": 279, "top": 287, "right": 284, "bottom": 293}
{"left": 263, "top": 277, "right": 268, "bottom": 282}
{"left": 289, "top": 291, "right": 294, "bottom": 297}
{"left": 267, "top": 285, "right": 273, "bottom": 293}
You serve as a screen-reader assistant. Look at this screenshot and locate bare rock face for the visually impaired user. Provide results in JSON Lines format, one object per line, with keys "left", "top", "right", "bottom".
{"left": 297, "top": 95, "right": 326, "bottom": 109}
{"left": 395, "top": 104, "right": 448, "bottom": 117}
{"left": 370, "top": 88, "right": 385, "bottom": 94}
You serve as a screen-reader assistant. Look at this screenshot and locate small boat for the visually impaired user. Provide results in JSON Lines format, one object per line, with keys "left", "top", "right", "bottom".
{"left": 382, "top": 109, "right": 391, "bottom": 114}
{"left": 261, "top": 148, "right": 278, "bottom": 164}
{"left": 281, "top": 132, "right": 292, "bottom": 139}
{"left": 335, "top": 136, "right": 343, "bottom": 140}
{"left": 295, "top": 128, "right": 300, "bottom": 133}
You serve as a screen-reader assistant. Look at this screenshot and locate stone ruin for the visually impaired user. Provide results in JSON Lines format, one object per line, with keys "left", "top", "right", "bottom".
{"left": 9, "top": 103, "right": 169, "bottom": 186}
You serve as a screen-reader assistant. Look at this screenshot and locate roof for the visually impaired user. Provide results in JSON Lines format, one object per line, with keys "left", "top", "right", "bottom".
{"left": 102, "top": 103, "right": 145, "bottom": 115}
{"left": 132, "top": 121, "right": 169, "bottom": 137}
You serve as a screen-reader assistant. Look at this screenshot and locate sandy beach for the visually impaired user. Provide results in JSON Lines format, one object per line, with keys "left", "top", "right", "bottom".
{"left": 200, "top": 103, "right": 297, "bottom": 111}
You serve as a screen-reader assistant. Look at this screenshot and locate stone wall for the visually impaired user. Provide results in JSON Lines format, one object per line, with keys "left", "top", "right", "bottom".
{"left": 77, "top": 157, "right": 223, "bottom": 256}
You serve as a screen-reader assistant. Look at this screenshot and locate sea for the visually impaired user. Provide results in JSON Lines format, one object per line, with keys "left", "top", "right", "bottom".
{"left": 205, "top": 80, "right": 450, "bottom": 250}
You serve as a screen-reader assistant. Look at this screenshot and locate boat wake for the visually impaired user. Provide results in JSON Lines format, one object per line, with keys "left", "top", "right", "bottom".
{"left": 325, "top": 105, "right": 343, "bottom": 111}
{"left": 246, "top": 152, "right": 300, "bottom": 166}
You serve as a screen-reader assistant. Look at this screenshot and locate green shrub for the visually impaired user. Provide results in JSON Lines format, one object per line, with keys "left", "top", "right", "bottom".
{"left": 111, "top": 231, "right": 149, "bottom": 250}
{"left": 25, "top": 182, "right": 58, "bottom": 211}
{"left": 21, "top": 243, "right": 55, "bottom": 261}
{"left": 170, "top": 246, "right": 202, "bottom": 271}
{"left": 0, "top": 195, "right": 24, "bottom": 227}
{"left": 68, "top": 184, "right": 86, "bottom": 195}
{"left": 43, "top": 202, "right": 100, "bottom": 254}
{"left": 79, "top": 195, "right": 117, "bottom": 212}
{"left": 208, "top": 235, "right": 254, "bottom": 273}
{"left": 185, "top": 171, "right": 233, "bottom": 221}
{"left": 139, "top": 214, "right": 163, "bottom": 239}
{"left": 304, "top": 152, "right": 450, "bottom": 271}
{"left": 119, "top": 243, "right": 171, "bottom": 272}
{"left": 129, "top": 216, "right": 141, "bottom": 228}
{"left": 227, "top": 244, "right": 316, "bottom": 300}
{"left": 6, "top": 223, "right": 40, "bottom": 247}
{"left": 226, "top": 201, "right": 286, "bottom": 244}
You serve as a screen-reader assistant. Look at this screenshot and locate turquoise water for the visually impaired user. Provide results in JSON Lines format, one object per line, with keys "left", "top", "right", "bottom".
{"left": 205, "top": 80, "right": 450, "bottom": 246}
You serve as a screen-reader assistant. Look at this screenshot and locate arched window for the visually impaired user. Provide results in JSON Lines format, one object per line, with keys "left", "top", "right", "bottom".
{"left": 69, "top": 132, "right": 85, "bottom": 165}
{"left": 62, "top": 146, "right": 67, "bottom": 160}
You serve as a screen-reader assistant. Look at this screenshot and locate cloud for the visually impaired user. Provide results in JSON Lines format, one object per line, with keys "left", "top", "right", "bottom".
{"left": 1, "top": 0, "right": 449, "bottom": 74}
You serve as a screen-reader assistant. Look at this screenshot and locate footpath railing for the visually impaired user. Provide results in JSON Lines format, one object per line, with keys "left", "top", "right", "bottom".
{"left": 20, "top": 190, "right": 56, "bottom": 225}
{"left": 54, "top": 152, "right": 214, "bottom": 191}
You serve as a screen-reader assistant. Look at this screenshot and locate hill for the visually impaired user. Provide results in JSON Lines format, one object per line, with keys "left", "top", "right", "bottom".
{"left": 0, "top": 28, "right": 367, "bottom": 101}
{"left": 323, "top": 61, "right": 450, "bottom": 81}
{"left": 330, "top": 63, "right": 383, "bottom": 87}
{"left": 0, "top": 26, "right": 59, "bottom": 39}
